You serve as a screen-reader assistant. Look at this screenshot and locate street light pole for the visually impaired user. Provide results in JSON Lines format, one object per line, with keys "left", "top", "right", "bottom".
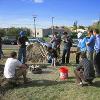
{"left": 52, "top": 17, "right": 54, "bottom": 34}
{"left": 33, "top": 16, "right": 37, "bottom": 37}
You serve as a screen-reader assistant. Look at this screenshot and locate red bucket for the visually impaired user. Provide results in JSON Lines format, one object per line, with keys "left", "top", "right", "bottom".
{"left": 59, "top": 66, "right": 68, "bottom": 80}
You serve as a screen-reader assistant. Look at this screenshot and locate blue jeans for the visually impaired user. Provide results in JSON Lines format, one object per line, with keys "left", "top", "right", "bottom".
{"left": 18, "top": 47, "right": 26, "bottom": 64}
{"left": 94, "top": 51, "right": 100, "bottom": 76}
{"left": 62, "top": 48, "right": 71, "bottom": 64}
{"left": 87, "top": 51, "right": 93, "bottom": 63}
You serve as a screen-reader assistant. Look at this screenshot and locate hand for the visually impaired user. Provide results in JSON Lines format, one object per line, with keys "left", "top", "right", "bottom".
{"left": 86, "top": 42, "right": 89, "bottom": 46}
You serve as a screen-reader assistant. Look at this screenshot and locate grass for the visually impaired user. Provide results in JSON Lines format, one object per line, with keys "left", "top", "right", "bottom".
{"left": 43, "top": 37, "right": 50, "bottom": 42}
{"left": 0, "top": 49, "right": 100, "bottom": 100}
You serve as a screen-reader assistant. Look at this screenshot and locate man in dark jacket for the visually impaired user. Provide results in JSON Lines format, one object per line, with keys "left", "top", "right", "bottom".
{"left": 61, "top": 32, "right": 72, "bottom": 64}
{"left": 18, "top": 31, "right": 28, "bottom": 64}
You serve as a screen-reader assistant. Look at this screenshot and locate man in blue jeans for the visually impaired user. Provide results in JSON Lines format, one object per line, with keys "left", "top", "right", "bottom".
{"left": 62, "top": 32, "right": 72, "bottom": 64}
{"left": 86, "top": 30, "right": 95, "bottom": 62}
{"left": 93, "top": 29, "right": 100, "bottom": 77}
{"left": 18, "top": 31, "right": 28, "bottom": 64}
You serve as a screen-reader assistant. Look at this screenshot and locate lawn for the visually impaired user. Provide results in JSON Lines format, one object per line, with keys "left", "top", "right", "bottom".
{"left": 0, "top": 49, "right": 100, "bottom": 100}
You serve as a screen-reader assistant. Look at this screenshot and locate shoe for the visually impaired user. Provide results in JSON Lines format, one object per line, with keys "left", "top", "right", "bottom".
{"left": 77, "top": 82, "right": 83, "bottom": 87}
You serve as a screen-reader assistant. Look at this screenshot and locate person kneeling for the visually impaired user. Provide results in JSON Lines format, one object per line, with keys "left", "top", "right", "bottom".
{"left": 74, "top": 52, "right": 95, "bottom": 86}
{"left": 4, "top": 51, "right": 28, "bottom": 86}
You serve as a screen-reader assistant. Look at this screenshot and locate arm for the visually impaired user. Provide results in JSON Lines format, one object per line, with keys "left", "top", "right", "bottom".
{"left": 86, "top": 35, "right": 94, "bottom": 46}
{"left": 19, "top": 64, "right": 28, "bottom": 69}
{"left": 76, "top": 61, "right": 83, "bottom": 71}
{"left": 16, "top": 60, "right": 28, "bottom": 69}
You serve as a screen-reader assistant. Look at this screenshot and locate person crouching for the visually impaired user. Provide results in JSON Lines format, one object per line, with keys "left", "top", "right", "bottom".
{"left": 4, "top": 51, "right": 28, "bottom": 86}
{"left": 74, "top": 52, "right": 95, "bottom": 86}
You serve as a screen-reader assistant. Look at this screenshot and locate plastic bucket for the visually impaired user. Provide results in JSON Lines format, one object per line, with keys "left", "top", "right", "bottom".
{"left": 59, "top": 66, "right": 68, "bottom": 80}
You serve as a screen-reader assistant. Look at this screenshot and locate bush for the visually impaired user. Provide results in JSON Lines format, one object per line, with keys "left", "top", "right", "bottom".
{"left": 71, "top": 32, "right": 77, "bottom": 39}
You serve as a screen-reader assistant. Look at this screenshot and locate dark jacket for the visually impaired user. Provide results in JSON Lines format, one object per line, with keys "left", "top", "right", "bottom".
{"left": 63, "top": 36, "right": 73, "bottom": 49}
{"left": 0, "top": 37, "right": 2, "bottom": 49}
{"left": 18, "top": 36, "right": 28, "bottom": 48}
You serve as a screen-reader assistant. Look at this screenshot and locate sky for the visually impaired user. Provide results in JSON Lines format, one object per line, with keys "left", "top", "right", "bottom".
{"left": 0, "top": 0, "right": 100, "bottom": 28}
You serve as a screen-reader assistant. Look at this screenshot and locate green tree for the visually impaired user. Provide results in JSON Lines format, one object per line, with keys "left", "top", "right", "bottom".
{"left": 89, "top": 20, "right": 100, "bottom": 31}
{"left": 0, "top": 28, "right": 5, "bottom": 36}
{"left": 73, "top": 21, "right": 78, "bottom": 31}
{"left": 78, "top": 25, "right": 85, "bottom": 29}
{"left": 5, "top": 27, "right": 30, "bottom": 38}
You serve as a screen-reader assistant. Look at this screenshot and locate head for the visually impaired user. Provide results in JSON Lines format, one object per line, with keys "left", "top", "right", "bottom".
{"left": 93, "top": 29, "right": 99, "bottom": 36}
{"left": 80, "top": 52, "right": 87, "bottom": 59}
{"left": 88, "top": 30, "right": 93, "bottom": 37}
{"left": 47, "top": 47, "right": 52, "bottom": 52}
{"left": 77, "top": 32, "right": 83, "bottom": 39}
{"left": 10, "top": 51, "right": 17, "bottom": 58}
{"left": 53, "top": 32, "right": 58, "bottom": 37}
{"left": 19, "top": 31, "right": 26, "bottom": 37}
{"left": 63, "top": 32, "right": 68, "bottom": 36}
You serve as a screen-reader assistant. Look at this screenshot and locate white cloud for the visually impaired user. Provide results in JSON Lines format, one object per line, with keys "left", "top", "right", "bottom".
{"left": 21, "top": 0, "right": 44, "bottom": 3}
{"left": 33, "top": 0, "right": 44, "bottom": 3}
{"left": 92, "top": 20, "right": 98, "bottom": 23}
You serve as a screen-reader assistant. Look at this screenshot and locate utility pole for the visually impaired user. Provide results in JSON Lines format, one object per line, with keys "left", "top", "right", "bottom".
{"left": 51, "top": 17, "right": 54, "bottom": 34}
{"left": 33, "top": 16, "right": 37, "bottom": 37}
{"left": 73, "top": 20, "right": 78, "bottom": 32}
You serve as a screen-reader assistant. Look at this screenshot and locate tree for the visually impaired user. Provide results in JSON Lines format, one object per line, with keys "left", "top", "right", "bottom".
{"left": 0, "top": 28, "right": 5, "bottom": 36}
{"left": 78, "top": 25, "right": 85, "bottom": 29}
{"left": 90, "top": 20, "right": 100, "bottom": 32}
{"left": 73, "top": 21, "right": 78, "bottom": 31}
{"left": 5, "top": 27, "right": 31, "bottom": 38}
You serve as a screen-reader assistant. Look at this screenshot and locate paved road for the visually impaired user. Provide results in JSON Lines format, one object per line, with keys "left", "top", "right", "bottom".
{"left": 2, "top": 44, "right": 76, "bottom": 51}
{"left": 2, "top": 45, "right": 18, "bottom": 50}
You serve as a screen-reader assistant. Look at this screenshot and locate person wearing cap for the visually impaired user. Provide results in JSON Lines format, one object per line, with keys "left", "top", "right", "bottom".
{"left": 76, "top": 32, "right": 83, "bottom": 64}
{"left": 76, "top": 31, "right": 89, "bottom": 64}
{"left": 17, "top": 31, "right": 28, "bottom": 64}
{"left": 93, "top": 29, "right": 100, "bottom": 77}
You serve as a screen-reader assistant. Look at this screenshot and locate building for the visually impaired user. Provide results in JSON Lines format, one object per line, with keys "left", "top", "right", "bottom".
{"left": 76, "top": 29, "right": 87, "bottom": 33}
{"left": 30, "top": 27, "right": 71, "bottom": 38}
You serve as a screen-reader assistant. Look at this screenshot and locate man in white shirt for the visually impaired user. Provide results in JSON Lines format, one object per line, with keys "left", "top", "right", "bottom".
{"left": 4, "top": 51, "right": 28, "bottom": 84}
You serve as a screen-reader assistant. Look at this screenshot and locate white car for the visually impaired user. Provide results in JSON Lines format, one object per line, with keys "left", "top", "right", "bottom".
{"left": 26, "top": 38, "right": 51, "bottom": 47}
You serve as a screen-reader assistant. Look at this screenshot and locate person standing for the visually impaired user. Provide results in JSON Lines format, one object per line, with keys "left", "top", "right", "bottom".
{"left": 93, "top": 29, "right": 100, "bottom": 77}
{"left": 50, "top": 32, "right": 58, "bottom": 50}
{"left": 50, "top": 32, "right": 61, "bottom": 58}
{"left": 76, "top": 32, "right": 83, "bottom": 64}
{"left": 18, "top": 31, "right": 28, "bottom": 64}
{"left": 47, "top": 47, "right": 57, "bottom": 67}
{"left": 76, "top": 32, "right": 88, "bottom": 64}
{"left": 0, "top": 36, "right": 2, "bottom": 59}
{"left": 86, "top": 30, "right": 95, "bottom": 62}
{"left": 62, "top": 32, "right": 72, "bottom": 64}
